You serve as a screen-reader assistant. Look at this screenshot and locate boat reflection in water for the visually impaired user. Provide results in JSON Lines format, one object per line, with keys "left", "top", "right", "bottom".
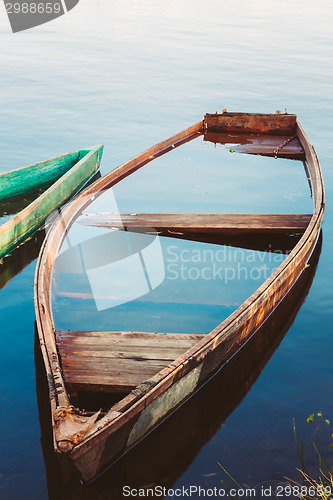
{"left": 0, "top": 228, "right": 45, "bottom": 289}
{"left": 35, "top": 232, "right": 322, "bottom": 499}
{"left": 0, "top": 188, "right": 47, "bottom": 289}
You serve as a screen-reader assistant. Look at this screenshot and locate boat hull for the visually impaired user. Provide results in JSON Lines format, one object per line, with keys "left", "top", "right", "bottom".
{"left": 34, "top": 113, "right": 325, "bottom": 483}
{"left": 0, "top": 145, "right": 103, "bottom": 260}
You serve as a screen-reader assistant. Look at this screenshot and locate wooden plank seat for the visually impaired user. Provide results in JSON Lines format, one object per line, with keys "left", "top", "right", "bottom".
{"left": 56, "top": 330, "right": 205, "bottom": 393}
{"left": 76, "top": 213, "right": 312, "bottom": 234}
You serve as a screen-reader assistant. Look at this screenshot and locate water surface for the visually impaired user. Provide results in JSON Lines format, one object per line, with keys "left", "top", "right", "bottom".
{"left": 0, "top": 1, "right": 333, "bottom": 498}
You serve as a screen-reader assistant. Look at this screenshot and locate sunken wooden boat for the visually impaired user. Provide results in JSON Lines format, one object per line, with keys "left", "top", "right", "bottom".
{"left": 0, "top": 145, "right": 103, "bottom": 260}
{"left": 34, "top": 112, "right": 325, "bottom": 483}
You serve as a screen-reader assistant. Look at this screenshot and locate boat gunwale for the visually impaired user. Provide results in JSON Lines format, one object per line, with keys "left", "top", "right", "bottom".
{"left": 34, "top": 115, "right": 325, "bottom": 472}
{"left": 0, "top": 150, "right": 80, "bottom": 180}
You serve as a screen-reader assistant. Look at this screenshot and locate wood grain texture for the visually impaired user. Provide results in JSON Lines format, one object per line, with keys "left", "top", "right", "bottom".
{"left": 204, "top": 112, "right": 296, "bottom": 135}
{"left": 77, "top": 213, "right": 312, "bottom": 234}
{"left": 56, "top": 331, "right": 205, "bottom": 393}
{"left": 0, "top": 151, "right": 80, "bottom": 200}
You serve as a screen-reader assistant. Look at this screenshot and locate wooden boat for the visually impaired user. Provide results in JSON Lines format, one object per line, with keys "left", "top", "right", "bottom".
{"left": 0, "top": 145, "right": 103, "bottom": 261}
{"left": 34, "top": 112, "right": 325, "bottom": 483}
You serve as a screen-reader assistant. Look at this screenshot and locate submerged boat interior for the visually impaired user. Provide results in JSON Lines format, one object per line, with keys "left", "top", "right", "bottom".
{"left": 50, "top": 114, "right": 315, "bottom": 414}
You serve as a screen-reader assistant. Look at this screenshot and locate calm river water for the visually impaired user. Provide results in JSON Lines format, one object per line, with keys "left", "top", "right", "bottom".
{"left": 0, "top": 1, "right": 332, "bottom": 499}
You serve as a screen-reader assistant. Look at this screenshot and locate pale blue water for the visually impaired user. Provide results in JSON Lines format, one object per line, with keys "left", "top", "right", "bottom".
{"left": 0, "top": 1, "right": 332, "bottom": 498}
{"left": 52, "top": 136, "right": 306, "bottom": 335}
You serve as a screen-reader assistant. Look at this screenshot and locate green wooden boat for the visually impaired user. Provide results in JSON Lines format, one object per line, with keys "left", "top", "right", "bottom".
{"left": 0, "top": 145, "right": 103, "bottom": 260}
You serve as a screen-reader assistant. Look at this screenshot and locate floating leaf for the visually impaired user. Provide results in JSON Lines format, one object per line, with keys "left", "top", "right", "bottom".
{"left": 307, "top": 413, "right": 314, "bottom": 424}
{"left": 326, "top": 420, "right": 330, "bottom": 425}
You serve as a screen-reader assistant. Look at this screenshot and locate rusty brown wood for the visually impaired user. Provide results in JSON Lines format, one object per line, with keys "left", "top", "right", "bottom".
{"left": 77, "top": 213, "right": 311, "bottom": 234}
{"left": 204, "top": 132, "right": 304, "bottom": 159}
{"left": 204, "top": 112, "right": 297, "bottom": 135}
{"left": 34, "top": 113, "right": 324, "bottom": 483}
{"left": 56, "top": 331, "right": 205, "bottom": 393}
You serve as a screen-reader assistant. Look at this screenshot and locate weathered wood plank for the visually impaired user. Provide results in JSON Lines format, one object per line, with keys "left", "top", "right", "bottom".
{"left": 62, "top": 358, "right": 173, "bottom": 372}
{"left": 62, "top": 373, "right": 149, "bottom": 393}
{"left": 57, "top": 331, "right": 205, "bottom": 393}
{"left": 56, "top": 330, "right": 204, "bottom": 345}
{"left": 76, "top": 213, "right": 312, "bottom": 234}
{"left": 58, "top": 347, "right": 190, "bottom": 361}
{"left": 204, "top": 132, "right": 304, "bottom": 159}
{"left": 204, "top": 112, "right": 296, "bottom": 135}
{"left": 0, "top": 152, "right": 79, "bottom": 200}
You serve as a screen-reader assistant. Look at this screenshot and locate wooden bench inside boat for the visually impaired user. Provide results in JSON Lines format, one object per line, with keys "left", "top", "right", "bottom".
{"left": 56, "top": 330, "right": 205, "bottom": 393}
{"left": 77, "top": 213, "right": 312, "bottom": 235}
